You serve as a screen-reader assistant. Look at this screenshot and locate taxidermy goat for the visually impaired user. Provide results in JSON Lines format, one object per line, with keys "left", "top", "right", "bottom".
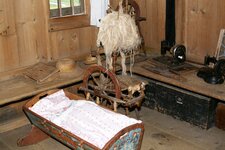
{"left": 97, "top": 0, "right": 141, "bottom": 75}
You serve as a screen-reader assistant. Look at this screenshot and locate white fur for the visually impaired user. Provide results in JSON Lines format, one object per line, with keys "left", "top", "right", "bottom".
{"left": 97, "top": 2, "right": 141, "bottom": 75}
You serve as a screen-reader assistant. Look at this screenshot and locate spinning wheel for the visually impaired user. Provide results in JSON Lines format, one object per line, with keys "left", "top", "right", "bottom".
{"left": 120, "top": 0, "right": 146, "bottom": 23}
{"left": 79, "top": 0, "right": 146, "bottom": 118}
{"left": 81, "top": 65, "right": 122, "bottom": 111}
{"left": 80, "top": 65, "right": 145, "bottom": 117}
{"left": 117, "top": 0, "right": 146, "bottom": 53}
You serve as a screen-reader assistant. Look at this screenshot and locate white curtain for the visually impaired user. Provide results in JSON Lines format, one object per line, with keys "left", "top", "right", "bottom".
{"left": 90, "top": 0, "right": 109, "bottom": 27}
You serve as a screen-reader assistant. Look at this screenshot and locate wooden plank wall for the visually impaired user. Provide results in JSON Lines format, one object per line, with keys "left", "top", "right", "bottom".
{"left": 0, "top": 0, "right": 47, "bottom": 74}
{"left": 49, "top": 27, "right": 96, "bottom": 61}
{"left": 111, "top": 0, "right": 225, "bottom": 63}
{"left": 109, "top": 0, "right": 165, "bottom": 51}
{"left": 0, "top": 0, "right": 225, "bottom": 75}
{"left": 181, "top": 0, "right": 225, "bottom": 63}
{"left": 0, "top": 0, "right": 96, "bottom": 75}
{"left": 0, "top": 0, "right": 18, "bottom": 73}
{"left": 142, "top": 0, "right": 165, "bottom": 51}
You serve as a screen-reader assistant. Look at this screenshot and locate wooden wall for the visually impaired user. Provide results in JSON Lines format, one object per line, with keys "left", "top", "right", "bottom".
{"left": 0, "top": 0, "right": 225, "bottom": 75}
{"left": 49, "top": 27, "right": 97, "bottom": 61}
{"left": 0, "top": 0, "right": 96, "bottom": 75}
{"left": 179, "top": 0, "right": 225, "bottom": 63}
{"left": 111, "top": 0, "right": 225, "bottom": 63}
{"left": 110, "top": 0, "right": 165, "bottom": 52}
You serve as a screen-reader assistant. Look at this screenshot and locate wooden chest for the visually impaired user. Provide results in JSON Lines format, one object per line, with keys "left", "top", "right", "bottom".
{"left": 143, "top": 79, "right": 217, "bottom": 129}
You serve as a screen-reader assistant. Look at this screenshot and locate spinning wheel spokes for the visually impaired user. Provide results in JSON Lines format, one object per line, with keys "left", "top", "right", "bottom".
{"left": 82, "top": 65, "right": 121, "bottom": 109}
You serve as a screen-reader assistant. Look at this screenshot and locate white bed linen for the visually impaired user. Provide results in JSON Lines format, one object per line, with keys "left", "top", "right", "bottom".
{"left": 29, "top": 90, "right": 142, "bottom": 149}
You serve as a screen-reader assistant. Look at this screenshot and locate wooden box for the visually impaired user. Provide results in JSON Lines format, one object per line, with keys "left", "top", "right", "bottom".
{"left": 22, "top": 89, "right": 144, "bottom": 150}
{"left": 216, "top": 103, "right": 225, "bottom": 130}
{"left": 143, "top": 79, "right": 217, "bottom": 129}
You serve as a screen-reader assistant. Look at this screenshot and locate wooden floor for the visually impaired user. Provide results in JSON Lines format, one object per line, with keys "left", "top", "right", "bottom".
{"left": 0, "top": 107, "right": 225, "bottom": 150}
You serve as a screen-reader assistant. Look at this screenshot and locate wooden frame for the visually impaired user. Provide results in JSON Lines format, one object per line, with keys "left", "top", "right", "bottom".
{"left": 49, "top": 0, "right": 85, "bottom": 18}
{"left": 215, "top": 29, "right": 225, "bottom": 60}
{"left": 48, "top": 0, "right": 90, "bottom": 32}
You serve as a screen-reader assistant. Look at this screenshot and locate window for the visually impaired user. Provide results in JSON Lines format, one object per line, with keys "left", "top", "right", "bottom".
{"left": 49, "top": 0, "right": 85, "bottom": 18}
{"left": 48, "top": 0, "right": 90, "bottom": 31}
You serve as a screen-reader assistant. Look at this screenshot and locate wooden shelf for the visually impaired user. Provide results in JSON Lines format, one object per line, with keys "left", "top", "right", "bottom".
{"left": 1, "top": 55, "right": 225, "bottom": 105}
{"left": 0, "top": 63, "right": 86, "bottom": 106}
{"left": 132, "top": 58, "right": 225, "bottom": 102}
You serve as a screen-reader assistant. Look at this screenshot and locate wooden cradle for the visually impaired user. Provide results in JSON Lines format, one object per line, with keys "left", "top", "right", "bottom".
{"left": 18, "top": 89, "right": 144, "bottom": 150}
